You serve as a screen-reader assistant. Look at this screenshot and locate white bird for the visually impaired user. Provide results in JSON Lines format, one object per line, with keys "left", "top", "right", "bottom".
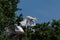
{"left": 20, "top": 16, "right": 38, "bottom": 27}
{"left": 5, "top": 24, "right": 24, "bottom": 37}
{"left": 14, "top": 24, "right": 24, "bottom": 34}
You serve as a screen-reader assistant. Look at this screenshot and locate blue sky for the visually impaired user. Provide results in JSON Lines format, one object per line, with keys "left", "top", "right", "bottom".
{"left": 16, "top": 0, "right": 60, "bottom": 23}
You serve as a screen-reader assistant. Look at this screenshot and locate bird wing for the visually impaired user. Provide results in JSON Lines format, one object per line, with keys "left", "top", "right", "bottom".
{"left": 20, "top": 19, "right": 27, "bottom": 26}
{"left": 15, "top": 26, "right": 24, "bottom": 33}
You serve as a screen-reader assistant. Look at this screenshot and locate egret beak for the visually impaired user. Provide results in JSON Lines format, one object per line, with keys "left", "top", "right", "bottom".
{"left": 33, "top": 18, "right": 39, "bottom": 21}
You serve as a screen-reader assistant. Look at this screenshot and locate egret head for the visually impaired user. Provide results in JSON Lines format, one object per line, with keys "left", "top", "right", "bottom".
{"left": 27, "top": 16, "right": 38, "bottom": 21}
{"left": 27, "top": 16, "right": 33, "bottom": 20}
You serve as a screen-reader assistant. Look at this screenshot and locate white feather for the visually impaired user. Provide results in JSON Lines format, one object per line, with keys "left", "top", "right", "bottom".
{"left": 15, "top": 26, "right": 24, "bottom": 33}
{"left": 20, "top": 19, "right": 27, "bottom": 26}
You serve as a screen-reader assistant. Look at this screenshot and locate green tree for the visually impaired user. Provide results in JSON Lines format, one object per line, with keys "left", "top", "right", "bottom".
{"left": 0, "top": 0, "right": 21, "bottom": 40}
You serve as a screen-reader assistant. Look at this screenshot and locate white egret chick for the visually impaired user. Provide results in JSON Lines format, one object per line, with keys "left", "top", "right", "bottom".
{"left": 14, "top": 24, "right": 24, "bottom": 34}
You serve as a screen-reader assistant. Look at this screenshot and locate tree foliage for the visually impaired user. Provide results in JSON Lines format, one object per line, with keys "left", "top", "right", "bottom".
{"left": 0, "top": 0, "right": 60, "bottom": 40}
